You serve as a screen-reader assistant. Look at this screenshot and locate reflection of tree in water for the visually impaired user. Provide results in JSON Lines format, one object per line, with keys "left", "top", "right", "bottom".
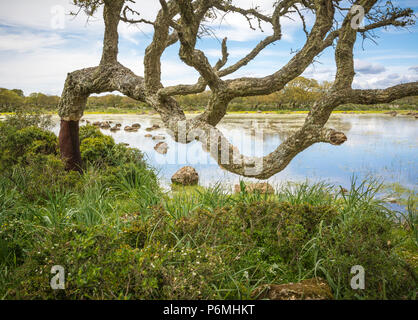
{"left": 219, "top": 117, "right": 353, "bottom": 142}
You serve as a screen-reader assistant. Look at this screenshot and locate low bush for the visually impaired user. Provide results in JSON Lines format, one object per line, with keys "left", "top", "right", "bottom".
{"left": 319, "top": 209, "right": 416, "bottom": 299}
{"left": 0, "top": 123, "right": 57, "bottom": 170}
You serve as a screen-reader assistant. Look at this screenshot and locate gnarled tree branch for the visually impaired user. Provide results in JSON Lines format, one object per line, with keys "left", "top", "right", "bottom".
{"left": 58, "top": 0, "right": 417, "bottom": 178}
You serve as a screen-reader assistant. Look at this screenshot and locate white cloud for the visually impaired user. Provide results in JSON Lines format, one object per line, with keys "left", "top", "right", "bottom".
{"left": 0, "top": 31, "right": 65, "bottom": 53}
{"left": 354, "top": 59, "right": 386, "bottom": 75}
{"left": 353, "top": 65, "right": 418, "bottom": 89}
{"left": 302, "top": 65, "right": 335, "bottom": 83}
{"left": 409, "top": 66, "right": 418, "bottom": 73}
{"left": 301, "top": 57, "right": 418, "bottom": 90}
{"left": 0, "top": 0, "right": 103, "bottom": 33}
{"left": 0, "top": 46, "right": 102, "bottom": 95}
{"left": 119, "top": 50, "right": 199, "bottom": 87}
{"left": 203, "top": 1, "right": 304, "bottom": 43}
{"left": 0, "top": 34, "right": 198, "bottom": 95}
{"left": 371, "top": 54, "right": 418, "bottom": 61}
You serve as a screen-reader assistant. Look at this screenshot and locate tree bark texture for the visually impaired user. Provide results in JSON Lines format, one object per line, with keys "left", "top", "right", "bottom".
{"left": 59, "top": 120, "right": 82, "bottom": 172}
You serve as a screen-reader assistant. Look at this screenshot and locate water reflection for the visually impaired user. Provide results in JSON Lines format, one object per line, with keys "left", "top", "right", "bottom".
{"left": 51, "top": 114, "right": 417, "bottom": 191}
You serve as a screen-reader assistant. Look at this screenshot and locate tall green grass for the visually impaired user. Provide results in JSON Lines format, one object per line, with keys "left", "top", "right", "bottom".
{"left": 1, "top": 163, "right": 416, "bottom": 299}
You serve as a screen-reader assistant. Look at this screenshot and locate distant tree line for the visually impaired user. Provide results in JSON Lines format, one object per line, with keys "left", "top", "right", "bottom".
{"left": 1, "top": 77, "right": 417, "bottom": 113}
{"left": 0, "top": 89, "right": 60, "bottom": 112}
{"left": 0, "top": 88, "right": 147, "bottom": 112}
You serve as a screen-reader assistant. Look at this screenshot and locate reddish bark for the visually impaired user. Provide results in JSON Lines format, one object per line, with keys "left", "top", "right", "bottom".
{"left": 59, "top": 120, "right": 82, "bottom": 172}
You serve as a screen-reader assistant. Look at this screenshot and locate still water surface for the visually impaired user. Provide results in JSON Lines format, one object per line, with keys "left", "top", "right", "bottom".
{"left": 52, "top": 113, "right": 417, "bottom": 191}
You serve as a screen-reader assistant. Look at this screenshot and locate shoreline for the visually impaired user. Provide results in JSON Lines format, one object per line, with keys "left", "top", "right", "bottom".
{"left": 1, "top": 109, "right": 417, "bottom": 117}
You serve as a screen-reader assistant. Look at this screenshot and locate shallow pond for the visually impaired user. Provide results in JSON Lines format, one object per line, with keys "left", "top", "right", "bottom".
{"left": 51, "top": 113, "right": 417, "bottom": 192}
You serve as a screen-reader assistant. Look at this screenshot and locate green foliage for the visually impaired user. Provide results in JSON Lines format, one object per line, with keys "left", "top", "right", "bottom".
{"left": 6, "top": 155, "right": 79, "bottom": 201}
{"left": 79, "top": 124, "right": 105, "bottom": 141}
{"left": 25, "top": 92, "right": 59, "bottom": 110}
{"left": 80, "top": 136, "right": 115, "bottom": 164}
{"left": 80, "top": 124, "right": 115, "bottom": 164}
{"left": 79, "top": 125, "right": 146, "bottom": 169}
{"left": 85, "top": 94, "right": 147, "bottom": 111}
{"left": 0, "top": 116, "right": 77, "bottom": 201}
{"left": 0, "top": 88, "right": 24, "bottom": 112}
{"left": 0, "top": 116, "right": 416, "bottom": 300}
{"left": 319, "top": 210, "right": 415, "bottom": 299}
{"left": 0, "top": 122, "right": 57, "bottom": 170}
{"left": 3, "top": 107, "right": 53, "bottom": 130}
{"left": 0, "top": 88, "right": 59, "bottom": 112}
{"left": 8, "top": 224, "right": 227, "bottom": 300}
{"left": 1, "top": 176, "right": 417, "bottom": 300}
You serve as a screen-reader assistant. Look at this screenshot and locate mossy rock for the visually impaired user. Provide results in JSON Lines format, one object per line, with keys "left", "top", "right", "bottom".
{"left": 252, "top": 278, "right": 333, "bottom": 300}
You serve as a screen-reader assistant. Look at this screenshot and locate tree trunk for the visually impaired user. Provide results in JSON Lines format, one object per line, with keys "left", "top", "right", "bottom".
{"left": 59, "top": 119, "right": 82, "bottom": 172}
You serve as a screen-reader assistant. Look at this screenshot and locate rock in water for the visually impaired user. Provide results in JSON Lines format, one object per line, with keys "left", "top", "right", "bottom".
{"left": 124, "top": 126, "right": 138, "bottom": 132}
{"left": 145, "top": 124, "right": 161, "bottom": 131}
{"left": 154, "top": 142, "right": 168, "bottom": 154}
{"left": 131, "top": 123, "right": 141, "bottom": 128}
{"left": 251, "top": 278, "right": 333, "bottom": 300}
{"left": 100, "top": 122, "right": 111, "bottom": 129}
{"left": 171, "top": 166, "right": 199, "bottom": 186}
{"left": 234, "top": 182, "right": 274, "bottom": 194}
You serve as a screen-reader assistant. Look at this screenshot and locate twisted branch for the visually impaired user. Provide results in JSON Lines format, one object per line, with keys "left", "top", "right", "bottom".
{"left": 58, "top": 0, "right": 417, "bottom": 178}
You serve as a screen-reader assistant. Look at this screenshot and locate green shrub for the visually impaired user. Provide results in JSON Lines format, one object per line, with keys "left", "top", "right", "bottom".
{"left": 319, "top": 209, "right": 417, "bottom": 299}
{"left": 79, "top": 125, "right": 146, "bottom": 168}
{"left": 3, "top": 108, "right": 52, "bottom": 130}
{"left": 0, "top": 124, "right": 58, "bottom": 169}
{"left": 107, "top": 144, "right": 144, "bottom": 167}
{"left": 0, "top": 218, "right": 27, "bottom": 268}
{"left": 80, "top": 136, "right": 115, "bottom": 164}
{"left": 9, "top": 224, "right": 227, "bottom": 300}
{"left": 3, "top": 188, "right": 417, "bottom": 300}
{"left": 275, "top": 202, "right": 339, "bottom": 261}
{"left": 79, "top": 124, "right": 105, "bottom": 141}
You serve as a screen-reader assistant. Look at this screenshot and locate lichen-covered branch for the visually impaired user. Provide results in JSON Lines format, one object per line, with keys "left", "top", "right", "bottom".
{"left": 224, "top": 0, "right": 335, "bottom": 98}
{"left": 348, "top": 82, "right": 418, "bottom": 105}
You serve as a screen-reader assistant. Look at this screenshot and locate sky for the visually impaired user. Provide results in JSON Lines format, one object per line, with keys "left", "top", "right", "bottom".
{"left": 0, "top": 0, "right": 417, "bottom": 96}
